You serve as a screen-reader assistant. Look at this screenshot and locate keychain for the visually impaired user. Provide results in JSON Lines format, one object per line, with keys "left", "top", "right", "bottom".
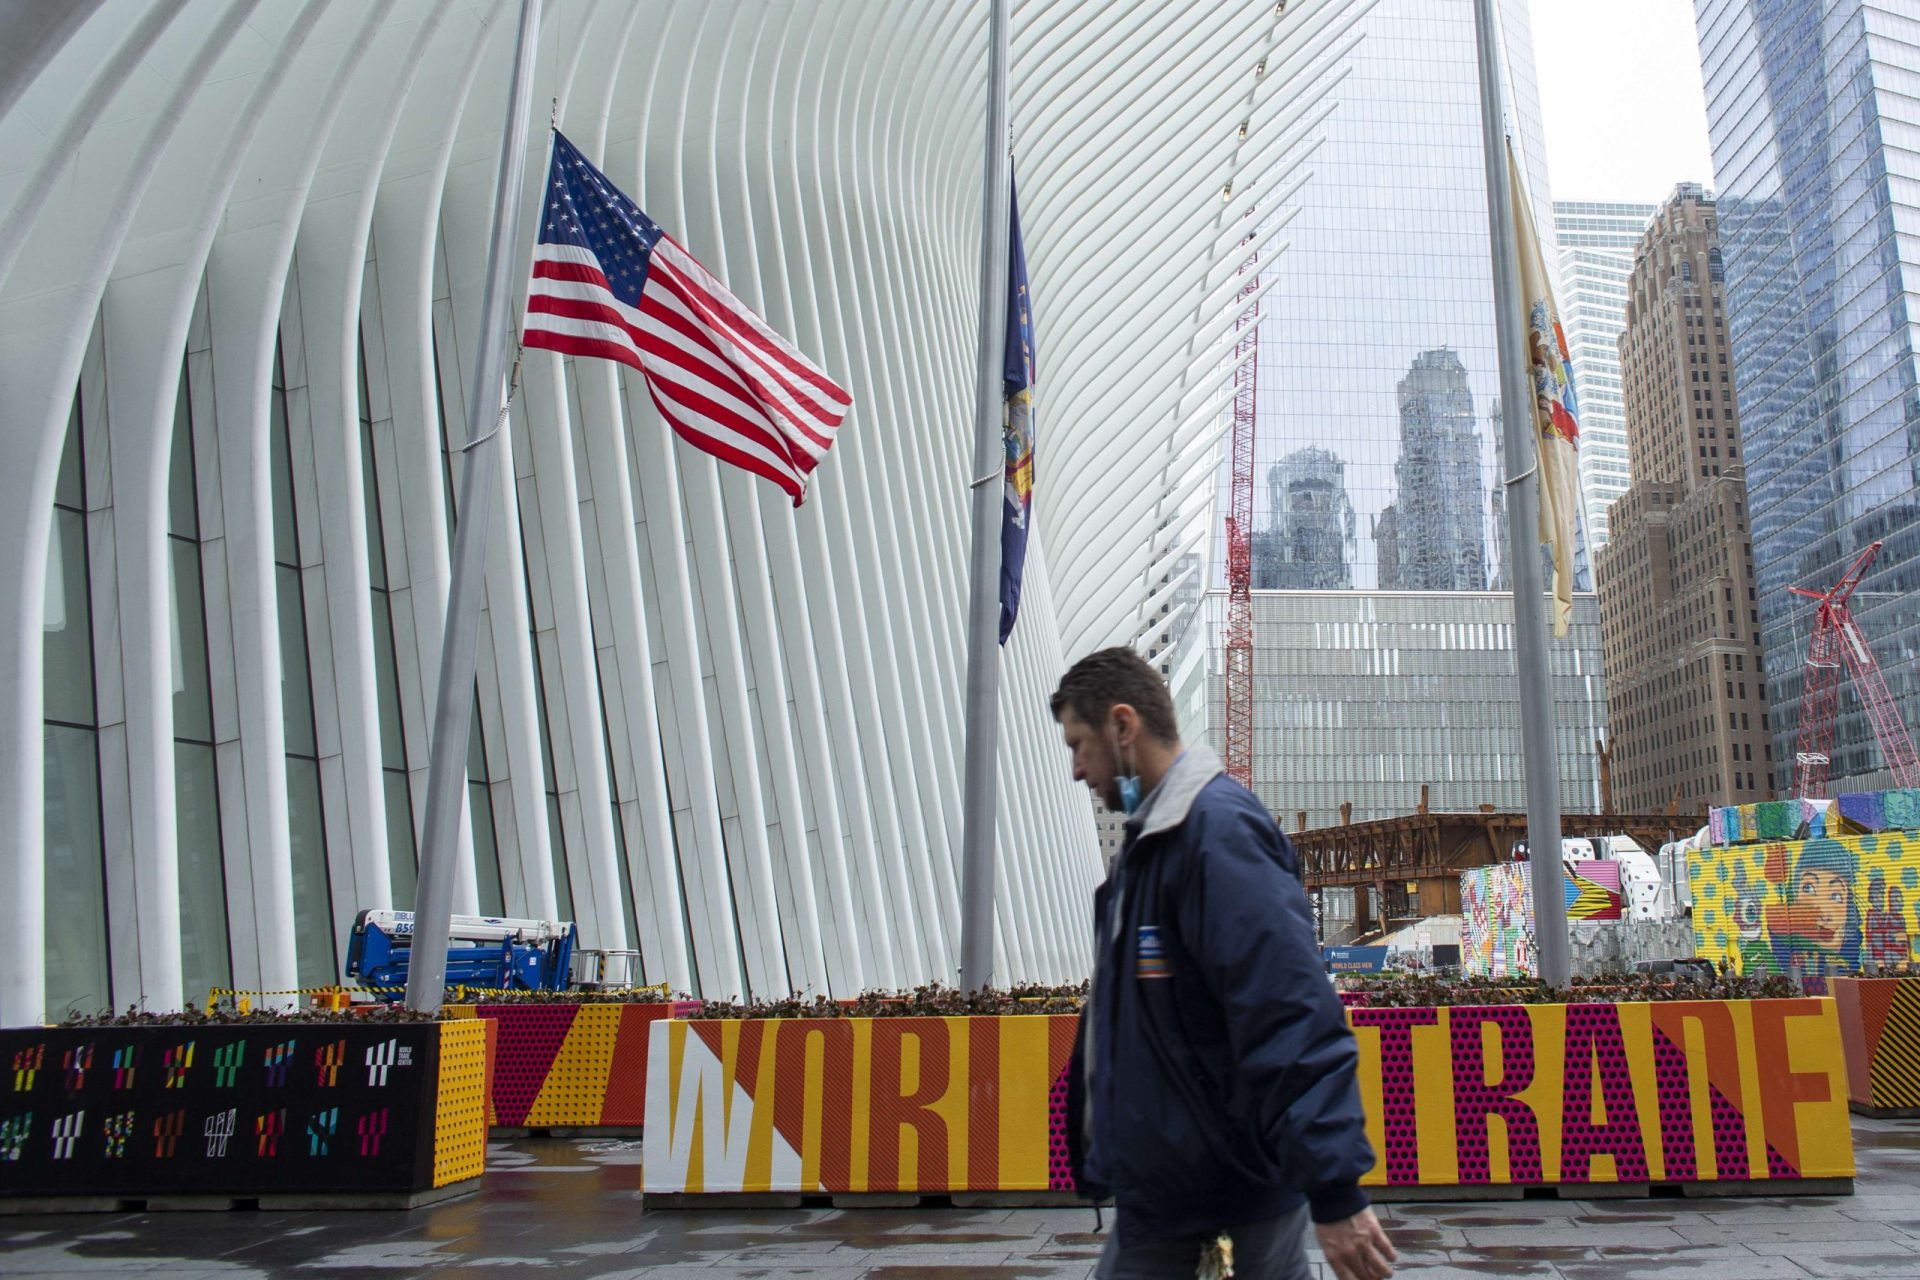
{"left": 1197, "top": 1232, "right": 1235, "bottom": 1279}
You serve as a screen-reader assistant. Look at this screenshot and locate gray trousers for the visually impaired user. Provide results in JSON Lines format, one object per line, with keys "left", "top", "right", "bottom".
{"left": 1094, "top": 1205, "right": 1312, "bottom": 1280}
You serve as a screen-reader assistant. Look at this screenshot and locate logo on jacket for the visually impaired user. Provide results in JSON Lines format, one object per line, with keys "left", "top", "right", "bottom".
{"left": 1136, "top": 925, "right": 1170, "bottom": 979}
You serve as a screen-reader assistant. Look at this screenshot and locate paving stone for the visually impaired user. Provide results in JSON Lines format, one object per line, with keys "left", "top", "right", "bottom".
{"left": 1553, "top": 1260, "right": 1814, "bottom": 1280}
{"left": 1459, "top": 1226, "right": 1691, "bottom": 1248}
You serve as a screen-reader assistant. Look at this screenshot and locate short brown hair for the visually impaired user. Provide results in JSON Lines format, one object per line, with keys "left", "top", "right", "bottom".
{"left": 1050, "top": 647, "right": 1180, "bottom": 743}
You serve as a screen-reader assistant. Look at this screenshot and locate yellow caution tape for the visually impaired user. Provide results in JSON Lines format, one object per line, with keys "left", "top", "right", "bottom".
{"left": 208, "top": 980, "right": 676, "bottom": 1009}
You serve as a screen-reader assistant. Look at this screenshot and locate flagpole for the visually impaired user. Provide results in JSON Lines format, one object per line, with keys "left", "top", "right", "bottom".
{"left": 958, "top": 0, "right": 1013, "bottom": 992}
{"left": 404, "top": 0, "right": 543, "bottom": 1013}
{"left": 1473, "top": 0, "right": 1570, "bottom": 988}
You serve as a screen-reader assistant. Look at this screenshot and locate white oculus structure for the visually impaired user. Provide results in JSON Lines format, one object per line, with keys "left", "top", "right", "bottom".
{"left": 0, "top": 0, "right": 1369, "bottom": 1023}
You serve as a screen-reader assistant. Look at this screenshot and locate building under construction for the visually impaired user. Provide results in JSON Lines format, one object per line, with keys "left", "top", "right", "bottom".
{"left": 1291, "top": 798, "right": 1697, "bottom": 942}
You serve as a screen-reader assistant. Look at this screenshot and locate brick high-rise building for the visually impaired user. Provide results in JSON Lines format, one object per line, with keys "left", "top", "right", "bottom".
{"left": 1595, "top": 185, "right": 1773, "bottom": 816}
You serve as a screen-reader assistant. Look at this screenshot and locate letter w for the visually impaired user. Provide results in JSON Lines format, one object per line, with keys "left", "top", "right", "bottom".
{"left": 647, "top": 1025, "right": 754, "bottom": 1193}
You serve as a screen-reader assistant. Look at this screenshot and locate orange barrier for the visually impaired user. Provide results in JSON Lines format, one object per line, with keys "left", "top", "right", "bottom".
{"left": 1831, "top": 977, "right": 1920, "bottom": 1115}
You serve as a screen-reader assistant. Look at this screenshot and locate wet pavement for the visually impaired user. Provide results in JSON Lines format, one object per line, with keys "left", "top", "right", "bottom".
{"left": 6, "top": 1117, "right": 1920, "bottom": 1278}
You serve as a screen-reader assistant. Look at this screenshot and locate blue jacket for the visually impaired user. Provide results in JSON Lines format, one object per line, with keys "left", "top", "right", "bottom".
{"left": 1066, "top": 747, "right": 1374, "bottom": 1245}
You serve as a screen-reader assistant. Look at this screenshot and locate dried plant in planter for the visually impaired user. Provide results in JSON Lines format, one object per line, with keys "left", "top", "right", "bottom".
{"left": 60, "top": 1003, "right": 442, "bottom": 1028}
{"left": 1341, "top": 972, "right": 1804, "bottom": 1008}
{"left": 692, "top": 982, "right": 1088, "bottom": 1019}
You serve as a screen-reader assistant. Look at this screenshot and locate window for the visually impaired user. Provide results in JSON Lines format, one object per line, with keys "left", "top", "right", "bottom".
{"left": 271, "top": 339, "right": 340, "bottom": 987}
{"left": 170, "top": 360, "right": 233, "bottom": 1004}
{"left": 360, "top": 336, "right": 418, "bottom": 905}
{"left": 44, "top": 392, "right": 110, "bottom": 1016}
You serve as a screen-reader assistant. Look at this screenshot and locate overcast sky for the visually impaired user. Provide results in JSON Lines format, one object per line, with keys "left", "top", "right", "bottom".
{"left": 1528, "top": 0, "right": 1718, "bottom": 203}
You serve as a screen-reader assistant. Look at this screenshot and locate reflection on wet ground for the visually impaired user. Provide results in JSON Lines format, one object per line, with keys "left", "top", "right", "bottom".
{"left": 5, "top": 1119, "right": 1920, "bottom": 1277}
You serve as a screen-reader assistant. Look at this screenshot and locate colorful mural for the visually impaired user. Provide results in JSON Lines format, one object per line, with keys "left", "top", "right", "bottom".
{"left": 1691, "top": 831, "right": 1920, "bottom": 980}
{"left": 1835, "top": 790, "right": 1920, "bottom": 836}
{"left": 0, "top": 1020, "right": 492, "bottom": 1198}
{"left": 1709, "top": 799, "right": 1822, "bottom": 847}
{"left": 1462, "top": 862, "right": 1626, "bottom": 978}
{"left": 641, "top": 1002, "right": 1854, "bottom": 1194}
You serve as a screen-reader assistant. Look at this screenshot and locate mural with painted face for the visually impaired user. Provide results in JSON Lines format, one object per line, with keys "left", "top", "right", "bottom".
{"left": 1767, "top": 839, "right": 1861, "bottom": 978}
{"left": 1695, "top": 830, "right": 1920, "bottom": 981}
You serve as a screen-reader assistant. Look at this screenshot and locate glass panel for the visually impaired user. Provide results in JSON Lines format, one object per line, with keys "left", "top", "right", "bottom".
{"left": 271, "top": 377, "right": 299, "bottom": 566}
{"left": 44, "top": 507, "right": 95, "bottom": 727}
{"left": 610, "top": 802, "right": 640, "bottom": 956}
{"left": 169, "top": 538, "right": 214, "bottom": 743}
{"left": 384, "top": 770, "right": 417, "bottom": 908}
{"left": 467, "top": 696, "right": 488, "bottom": 779}
{"left": 433, "top": 329, "right": 457, "bottom": 536}
{"left": 44, "top": 724, "right": 108, "bottom": 1016}
{"left": 285, "top": 758, "right": 336, "bottom": 987}
{"left": 167, "top": 366, "right": 198, "bottom": 539}
{"left": 465, "top": 697, "right": 505, "bottom": 916}
{"left": 469, "top": 780, "right": 505, "bottom": 918}
{"left": 276, "top": 564, "right": 317, "bottom": 756}
{"left": 54, "top": 400, "right": 83, "bottom": 510}
{"left": 370, "top": 591, "right": 406, "bottom": 765}
{"left": 361, "top": 419, "right": 388, "bottom": 591}
{"left": 547, "top": 796, "right": 575, "bottom": 923}
{"left": 174, "top": 741, "right": 231, "bottom": 1004}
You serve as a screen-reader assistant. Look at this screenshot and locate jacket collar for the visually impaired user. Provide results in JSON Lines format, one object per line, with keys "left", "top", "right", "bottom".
{"left": 1124, "top": 744, "right": 1225, "bottom": 841}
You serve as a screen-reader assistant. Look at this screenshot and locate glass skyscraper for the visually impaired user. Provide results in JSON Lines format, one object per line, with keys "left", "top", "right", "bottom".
{"left": 1695, "top": 0, "right": 1920, "bottom": 792}
{"left": 1212, "top": 0, "right": 1608, "bottom": 825}
{"left": 1555, "top": 201, "right": 1660, "bottom": 547}
{"left": 1236, "top": 0, "right": 1562, "bottom": 594}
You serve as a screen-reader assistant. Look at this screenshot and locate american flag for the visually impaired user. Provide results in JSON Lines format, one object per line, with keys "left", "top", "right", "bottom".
{"left": 523, "top": 131, "right": 850, "bottom": 505}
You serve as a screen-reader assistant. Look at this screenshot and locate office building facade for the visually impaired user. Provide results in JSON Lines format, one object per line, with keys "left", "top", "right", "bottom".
{"left": 1696, "top": 0, "right": 1920, "bottom": 792}
{"left": 1595, "top": 187, "right": 1773, "bottom": 815}
{"left": 1205, "top": 591, "right": 1610, "bottom": 830}
{"left": 1555, "top": 201, "right": 1660, "bottom": 547}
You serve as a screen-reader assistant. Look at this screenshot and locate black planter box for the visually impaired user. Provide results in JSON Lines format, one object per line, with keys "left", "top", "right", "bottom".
{"left": 0, "top": 1020, "right": 491, "bottom": 1210}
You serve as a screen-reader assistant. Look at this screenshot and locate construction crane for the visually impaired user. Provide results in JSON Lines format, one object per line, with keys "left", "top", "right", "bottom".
{"left": 1222, "top": 240, "right": 1259, "bottom": 789}
{"left": 1791, "top": 540, "right": 1920, "bottom": 796}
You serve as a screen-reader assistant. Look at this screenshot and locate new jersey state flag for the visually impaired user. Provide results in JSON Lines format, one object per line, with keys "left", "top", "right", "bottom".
{"left": 1508, "top": 141, "right": 1582, "bottom": 637}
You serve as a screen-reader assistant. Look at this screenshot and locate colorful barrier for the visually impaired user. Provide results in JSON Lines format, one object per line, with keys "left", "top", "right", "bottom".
{"left": 643, "top": 1015, "right": 1077, "bottom": 1195}
{"left": 1351, "top": 997, "right": 1850, "bottom": 1189}
{"left": 1831, "top": 977, "right": 1920, "bottom": 1115}
{"left": 1709, "top": 799, "right": 1821, "bottom": 847}
{"left": 1691, "top": 831, "right": 1920, "bottom": 978}
{"left": 641, "top": 999, "right": 1851, "bottom": 1198}
{"left": 446, "top": 1000, "right": 700, "bottom": 1130}
{"left": 1462, "top": 862, "right": 1626, "bottom": 978}
{"left": 0, "top": 1019, "right": 492, "bottom": 1205}
{"left": 1834, "top": 790, "right": 1920, "bottom": 836}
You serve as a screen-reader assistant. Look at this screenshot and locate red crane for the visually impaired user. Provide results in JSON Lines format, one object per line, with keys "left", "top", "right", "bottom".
{"left": 1790, "top": 540, "right": 1920, "bottom": 796}
{"left": 1222, "top": 242, "right": 1259, "bottom": 789}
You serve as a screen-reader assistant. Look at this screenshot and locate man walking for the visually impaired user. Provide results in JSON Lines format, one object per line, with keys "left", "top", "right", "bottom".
{"left": 1052, "top": 648, "right": 1396, "bottom": 1280}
